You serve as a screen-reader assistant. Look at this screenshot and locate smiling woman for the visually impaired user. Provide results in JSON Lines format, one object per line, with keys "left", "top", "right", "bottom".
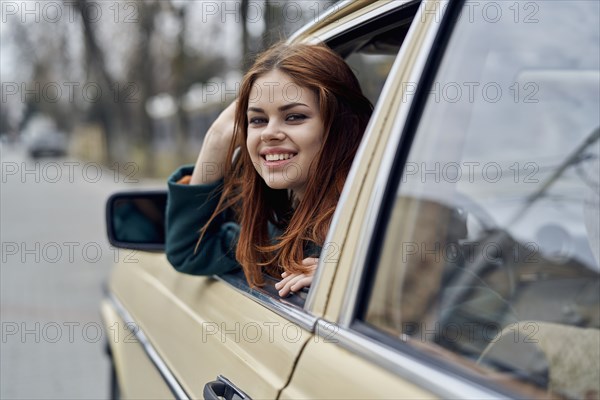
{"left": 246, "top": 69, "right": 325, "bottom": 198}
{"left": 165, "top": 42, "right": 373, "bottom": 296}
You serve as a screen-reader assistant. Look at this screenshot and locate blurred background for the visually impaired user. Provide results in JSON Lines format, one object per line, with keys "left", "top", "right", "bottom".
{"left": 0, "top": 1, "right": 336, "bottom": 398}
{"left": 1, "top": 0, "right": 339, "bottom": 176}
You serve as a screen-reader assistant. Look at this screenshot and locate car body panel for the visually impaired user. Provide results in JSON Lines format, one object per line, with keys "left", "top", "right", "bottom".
{"left": 108, "top": 252, "right": 311, "bottom": 398}
{"left": 100, "top": 300, "right": 175, "bottom": 399}
{"left": 280, "top": 338, "right": 434, "bottom": 399}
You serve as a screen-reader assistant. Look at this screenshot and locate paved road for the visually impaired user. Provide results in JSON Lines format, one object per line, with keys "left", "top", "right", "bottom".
{"left": 0, "top": 143, "right": 158, "bottom": 399}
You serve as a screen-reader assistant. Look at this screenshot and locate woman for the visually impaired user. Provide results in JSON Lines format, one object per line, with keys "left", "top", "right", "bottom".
{"left": 166, "top": 42, "right": 372, "bottom": 297}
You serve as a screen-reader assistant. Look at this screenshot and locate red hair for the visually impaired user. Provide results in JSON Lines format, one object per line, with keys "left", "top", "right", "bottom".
{"left": 198, "top": 42, "right": 373, "bottom": 287}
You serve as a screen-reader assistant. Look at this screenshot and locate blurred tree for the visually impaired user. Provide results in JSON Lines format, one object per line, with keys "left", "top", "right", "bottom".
{"left": 75, "top": 0, "right": 128, "bottom": 164}
{"left": 241, "top": 0, "right": 251, "bottom": 71}
{"left": 0, "top": 104, "right": 12, "bottom": 134}
{"left": 262, "top": 1, "right": 283, "bottom": 50}
{"left": 6, "top": 19, "right": 73, "bottom": 134}
{"left": 122, "top": 0, "right": 160, "bottom": 174}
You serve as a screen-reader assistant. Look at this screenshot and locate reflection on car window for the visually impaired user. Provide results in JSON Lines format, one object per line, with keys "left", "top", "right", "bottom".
{"left": 333, "top": 3, "right": 417, "bottom": 106}
{"left": 362, "top": 1, "right": 599, "bottom": 399}
{"left": 345, "top": 52, "right": 397, "bottom": 106}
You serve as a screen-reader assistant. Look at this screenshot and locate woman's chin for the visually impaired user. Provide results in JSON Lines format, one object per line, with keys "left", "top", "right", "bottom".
{"left": 263, "top": 180, "right": 293, "bottom": 191}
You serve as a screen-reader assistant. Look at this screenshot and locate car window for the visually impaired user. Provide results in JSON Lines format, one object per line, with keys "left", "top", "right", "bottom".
{"left": 359, "top": 1, "right": 599, "bottom": 399}
{"left": 345, "top": 52, "right": 397, "bottom": 106}
{"left": 330, "top": 1, "right": 419, "bottom": 105}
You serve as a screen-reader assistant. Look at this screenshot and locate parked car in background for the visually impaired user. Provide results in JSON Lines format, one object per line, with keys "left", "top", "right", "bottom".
{"left": 103, "top": 0, "right": 599, "bottom": 398}
{"left": 25, "top": 130, "right": 68, "bottom": 158}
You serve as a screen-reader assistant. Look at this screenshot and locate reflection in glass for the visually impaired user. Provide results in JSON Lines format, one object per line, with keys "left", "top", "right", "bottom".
{"left": 112, "top": 195, "right": 166, "bottom": 244}
{"left": 365, "top": 2, "right": 600, "bottom": 399}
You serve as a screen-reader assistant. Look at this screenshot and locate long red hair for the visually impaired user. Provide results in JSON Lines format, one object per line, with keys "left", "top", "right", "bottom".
{"left": 198, "top": 42, "right": 373, "bottom": 287}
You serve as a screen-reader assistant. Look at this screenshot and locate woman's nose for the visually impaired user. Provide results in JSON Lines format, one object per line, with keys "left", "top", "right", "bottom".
{"left": 260, "top": 121, "right": 285, "bottom": 142}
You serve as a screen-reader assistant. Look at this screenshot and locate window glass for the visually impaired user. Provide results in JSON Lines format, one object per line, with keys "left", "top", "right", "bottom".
{"left": 332, "top": 2, "right": 417, "bottom": 105}
{"left": 363, "top": 2, "right": 599, "bottom": 398}
{"left": 345, "top": 52, "right": 397, "bottom": 105}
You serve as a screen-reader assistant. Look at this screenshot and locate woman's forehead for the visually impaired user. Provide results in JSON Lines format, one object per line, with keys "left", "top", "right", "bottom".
{"left": 248, "top": 70, "right": 315, "bottom": 108}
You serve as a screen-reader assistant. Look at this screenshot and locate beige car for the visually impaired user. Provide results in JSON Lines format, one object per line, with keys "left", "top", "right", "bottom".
{"left": 103, "top": 0, "right": 600, "bottom": 399}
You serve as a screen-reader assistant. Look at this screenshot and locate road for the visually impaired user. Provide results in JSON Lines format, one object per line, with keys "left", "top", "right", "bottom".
{"left": 0, "top": 143, "right": 160, "bottom": 399}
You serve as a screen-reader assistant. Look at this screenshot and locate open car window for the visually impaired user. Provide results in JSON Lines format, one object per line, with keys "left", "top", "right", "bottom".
{"left": 358, "top": 1, "right": 600, "bottom": 399}
{"left": 328, "top": 1, "right": 420, "bottom": 105}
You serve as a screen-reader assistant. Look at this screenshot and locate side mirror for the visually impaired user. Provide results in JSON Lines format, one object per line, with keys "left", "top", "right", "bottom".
{"left": 105, "top": 191, "right": 167, "bottom": 251}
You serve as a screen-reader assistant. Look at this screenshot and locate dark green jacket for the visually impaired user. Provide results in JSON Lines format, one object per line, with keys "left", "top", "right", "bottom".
{"left": 166, "top": 165, "right": 322, "bottom": 276}
{"left": 166, "top": 165, "right": 240, "bottom": 275}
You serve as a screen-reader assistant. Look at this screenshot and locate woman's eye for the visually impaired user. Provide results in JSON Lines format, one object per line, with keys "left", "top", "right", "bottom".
{"left": 286, "top": 114, "right": 306, "bottom": 122}
{"left": 249, "top": 117, "right": 267, "bottom": 125}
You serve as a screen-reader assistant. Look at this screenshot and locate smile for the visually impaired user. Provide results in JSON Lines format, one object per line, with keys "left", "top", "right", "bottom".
{"left": 264, "top": 153, "right": 296, "bottom": 161}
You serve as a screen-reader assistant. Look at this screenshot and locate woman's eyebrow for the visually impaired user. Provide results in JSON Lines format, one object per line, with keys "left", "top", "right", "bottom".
{"left": 279, "top": 103, "right": 308, "bottom": 111}
{"left": 247, "top": 103, "right": 309, "bottom": 113}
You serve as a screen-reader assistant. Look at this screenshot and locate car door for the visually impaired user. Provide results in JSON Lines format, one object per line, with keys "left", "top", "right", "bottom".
{"left": 283, "top": 0, "right": 600, "bottom": 398}
{"left": 107, "top": 249, "right": 316, "bottom": 399}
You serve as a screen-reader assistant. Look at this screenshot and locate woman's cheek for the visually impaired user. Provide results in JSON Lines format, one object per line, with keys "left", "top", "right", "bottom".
{"left": 246, "top": 134, "right": 260, "bottom": 169}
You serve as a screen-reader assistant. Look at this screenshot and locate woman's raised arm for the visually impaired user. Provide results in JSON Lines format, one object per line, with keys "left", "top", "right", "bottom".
{"left": 165, "top": 100, "right": 241, "bottom": 276}
{"left": 190, "top": 100, "right": 237, "bottom": 185}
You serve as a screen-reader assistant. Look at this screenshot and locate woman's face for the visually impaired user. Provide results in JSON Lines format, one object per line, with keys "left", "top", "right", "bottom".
{"left": 246, "top": 69, "right": 325, "bottom": 200}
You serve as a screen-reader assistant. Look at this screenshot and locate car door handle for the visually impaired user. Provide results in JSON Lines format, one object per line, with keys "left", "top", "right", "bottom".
{"left": 203, "top": 375, "right": 250, "bottom": 400}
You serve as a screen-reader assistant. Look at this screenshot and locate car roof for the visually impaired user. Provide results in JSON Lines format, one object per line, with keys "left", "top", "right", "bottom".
{"left": 289, "top": 0, "right": 391, "bottom": 43}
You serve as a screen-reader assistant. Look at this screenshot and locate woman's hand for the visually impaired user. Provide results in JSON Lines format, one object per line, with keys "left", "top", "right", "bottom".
{"left": 191, "top": 100, "right": 238, "bottom": 185}
{"left": 275, "top": 257, "right": 319, "bottom": 297}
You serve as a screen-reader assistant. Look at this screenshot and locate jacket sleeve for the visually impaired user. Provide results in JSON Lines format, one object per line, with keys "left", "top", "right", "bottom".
{"left": 165, "top": 165, "right": 240, "bottom": 275}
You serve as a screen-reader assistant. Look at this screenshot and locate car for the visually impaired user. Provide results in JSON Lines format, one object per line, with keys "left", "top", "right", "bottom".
{"left": 25, "top": 130, "right": 68, "bottom": 158}
{"left": 102, "top": 0, "right": 600, "bottom": 398}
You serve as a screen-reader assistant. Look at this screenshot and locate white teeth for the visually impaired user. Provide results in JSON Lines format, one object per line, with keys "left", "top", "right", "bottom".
{"left": 265, "top": 153, "right": 294, "bottom": 161}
